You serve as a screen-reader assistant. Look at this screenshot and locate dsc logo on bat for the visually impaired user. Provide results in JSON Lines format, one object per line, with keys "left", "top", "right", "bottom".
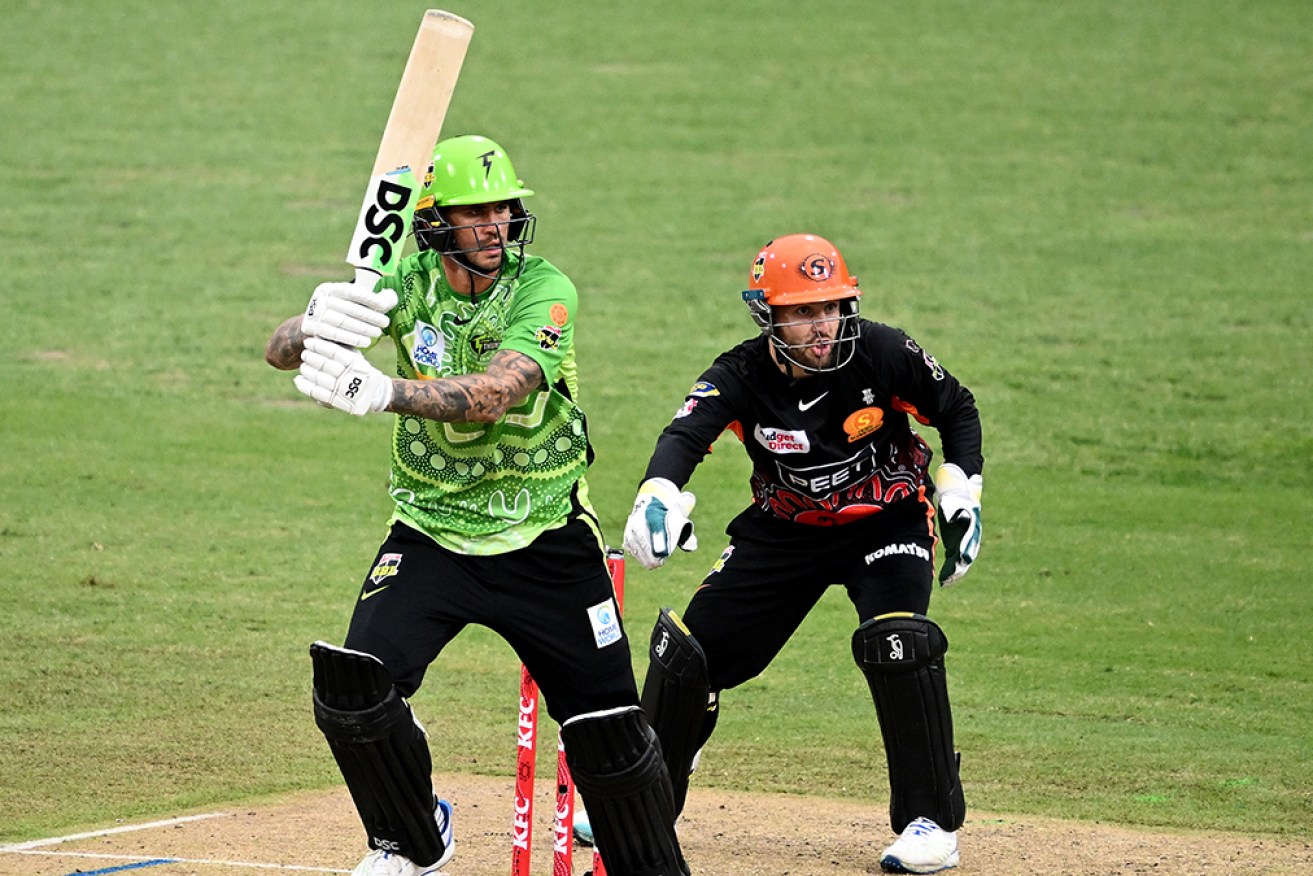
{"left": 349, "top": 168, "right": 418, "bottom": 275}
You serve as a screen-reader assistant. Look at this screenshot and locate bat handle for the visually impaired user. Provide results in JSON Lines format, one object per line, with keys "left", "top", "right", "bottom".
{"left": 354, "top": 266, "right": 383, "bottom": 291}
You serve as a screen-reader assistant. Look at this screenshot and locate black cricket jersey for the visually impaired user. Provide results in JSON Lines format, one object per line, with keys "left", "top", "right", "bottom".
{"left": 643, "top": 320, "right": 983, "bottom": 545}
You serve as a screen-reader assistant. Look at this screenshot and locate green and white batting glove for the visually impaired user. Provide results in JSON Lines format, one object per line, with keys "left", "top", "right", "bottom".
{"left": 295, "top": 336, "right": 394, "bottom": 416}
{"left": 623, "top": 478, "right": 699, "bottom": 570}
{"left": 934, "top": 462, "right": 983, "bottom": 586}
{"left": 301, "top": 281, "right": 398, "bottom": 349}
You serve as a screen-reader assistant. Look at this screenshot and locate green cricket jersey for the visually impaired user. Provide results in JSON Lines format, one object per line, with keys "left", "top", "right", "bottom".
{"left": 376, "top": 249, "right": 593, "bottom": 555}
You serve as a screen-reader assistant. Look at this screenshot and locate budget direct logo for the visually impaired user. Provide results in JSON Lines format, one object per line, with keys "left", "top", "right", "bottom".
{"left": 754, "top": 425, "right": 810, "bottom": 454}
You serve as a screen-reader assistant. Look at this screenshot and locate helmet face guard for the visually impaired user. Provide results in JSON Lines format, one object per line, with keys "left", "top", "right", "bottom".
{"left": 412, "top": 134, "right": 537, "bottom": 281}
{"left": 413, "top": 202, "right": 537, "bottom": 280}
{"left": 742, "top": 234, "right": 861, "bottom": 373}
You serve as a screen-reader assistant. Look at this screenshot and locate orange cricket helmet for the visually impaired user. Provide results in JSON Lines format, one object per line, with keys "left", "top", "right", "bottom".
{"left": 742, "top": 234, "right": 862, "bottom": 372}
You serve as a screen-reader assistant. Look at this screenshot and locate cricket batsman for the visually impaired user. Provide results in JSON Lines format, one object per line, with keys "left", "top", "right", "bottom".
{"left": 265, "top": 135, "right": 689, "bottom": 876}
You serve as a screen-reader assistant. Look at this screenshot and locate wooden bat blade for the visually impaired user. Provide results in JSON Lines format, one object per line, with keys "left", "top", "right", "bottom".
{"left": 373, "top": 9, "right": 474, "bottom": 178}
{"left": 346, "top": 10, "right": 474, "bottom": 284}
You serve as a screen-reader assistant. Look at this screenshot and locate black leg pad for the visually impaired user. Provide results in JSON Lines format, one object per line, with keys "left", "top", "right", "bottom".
{"left": 561, "top": 706, "right": 690, "bottom": 876}
{"left": 639, "top": 608, "right": 712, "bottom": 816}
{"left": 310, "top": 641, "right": 445, "bottom": 866}
{"left": 852, "top": 614, "right": 966, "bottom": 833}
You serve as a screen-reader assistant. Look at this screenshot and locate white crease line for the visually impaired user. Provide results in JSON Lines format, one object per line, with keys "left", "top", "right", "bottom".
{"left": 4, "top": 849, "right": 351, "bottom": 873}
{"left": 0, "top": 813, "right": 226, "bottom": 851}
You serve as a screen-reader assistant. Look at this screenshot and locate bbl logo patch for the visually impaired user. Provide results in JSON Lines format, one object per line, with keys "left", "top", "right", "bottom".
{"left": 752, "top": 253, "right": 767, "bottom": 283}
{"left": 536, "top": 324, "right": 562, "bottom": 350}
{"left": 370, "top": 553, "right": 403, "bottom": 585}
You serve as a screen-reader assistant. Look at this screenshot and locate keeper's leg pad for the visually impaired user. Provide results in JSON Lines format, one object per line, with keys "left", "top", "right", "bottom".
{"left": 561, "top": 706, "right": 690, "bottom": 876}
{"left": 639, "top": 607, "right": 711, "bottom": 817}
{"left": 310, "top": 641, "right": 445, "bottom": 866}
{"left": 851, "top": 614, "right": 965, "bottom": 833}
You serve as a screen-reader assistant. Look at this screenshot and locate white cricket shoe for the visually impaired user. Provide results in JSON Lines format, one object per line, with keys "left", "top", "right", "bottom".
{"left": 879, "top": 816, "right": 959, "bottom": 874}
{"left": 352, "top": 799, "right": 455, "bottom": 875}
{"left": 572, "top": 802, "right": 595, "bottom": 847}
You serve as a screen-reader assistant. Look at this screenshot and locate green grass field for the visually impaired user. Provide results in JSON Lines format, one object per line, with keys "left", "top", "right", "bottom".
{"left": 2, "top": 0, "right": 1310, "bottom": 843}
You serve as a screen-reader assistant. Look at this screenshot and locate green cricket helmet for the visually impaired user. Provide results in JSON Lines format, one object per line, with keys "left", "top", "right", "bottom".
{"left": 413, "top": 135, "right": 537, "bottom": 275}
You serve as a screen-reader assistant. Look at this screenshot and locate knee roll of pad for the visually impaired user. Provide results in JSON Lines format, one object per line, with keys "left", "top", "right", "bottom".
{"left": 852, "top": 615, "right": 965, "bottom": 833}
{"left": 640, "top": 608, "right": 711, "bottom": 817}
{"left": 310, "top": 642, "right": 445, "bottom": 866}
{"left": 561, "top": 706, "right": 689, "bottom": 876}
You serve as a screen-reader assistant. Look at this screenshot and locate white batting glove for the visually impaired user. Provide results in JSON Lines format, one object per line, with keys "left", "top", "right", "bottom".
{"left": 623, "top": 478, "right": 699, "bottom": 570}
{"left": 934, "top": 463, "right": 983, "bottom": 585}
{"left": 295, "top": 336, "right": 394, "bottom": 416}
{"left": 301, "top": 281, "right": 399, "bottom": 348}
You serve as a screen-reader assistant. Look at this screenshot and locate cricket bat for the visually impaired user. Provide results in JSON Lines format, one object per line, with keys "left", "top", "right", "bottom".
{"left": 345, "top": 10, "right": 474, "bottom": 289}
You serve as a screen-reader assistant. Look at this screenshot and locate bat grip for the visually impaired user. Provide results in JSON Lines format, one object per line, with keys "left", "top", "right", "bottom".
{"left": 354, "top": 267, "right": 383, "bottom": 291}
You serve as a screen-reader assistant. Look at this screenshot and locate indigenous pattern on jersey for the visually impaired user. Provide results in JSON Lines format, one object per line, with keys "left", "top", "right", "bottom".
{"left": 643, "top": 321, "right": 982, "bottom": 542}
{"left": 377, "top": 249, "right": 591, "bottom": 555}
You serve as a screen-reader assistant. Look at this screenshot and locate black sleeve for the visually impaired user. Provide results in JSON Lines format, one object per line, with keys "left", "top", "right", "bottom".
{"left": 879, "top": 326, "right": 984, "bottom": 476}
{"left": 640, "top": 357, "right": 743, "bottom": 489}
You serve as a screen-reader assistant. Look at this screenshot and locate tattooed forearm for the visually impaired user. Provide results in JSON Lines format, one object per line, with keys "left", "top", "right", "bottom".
{"left": 265, "top": 315, "right": 307, "bottom": 370}
{"left": 390, "top": 348, "right": 544, "bottom": 423}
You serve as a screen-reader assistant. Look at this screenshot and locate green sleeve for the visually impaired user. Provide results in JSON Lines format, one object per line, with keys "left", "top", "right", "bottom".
{"left": 499, "top": 263, "right": 578, "bottom": 383}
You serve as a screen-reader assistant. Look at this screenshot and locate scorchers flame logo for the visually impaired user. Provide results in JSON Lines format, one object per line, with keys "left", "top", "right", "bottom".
{"left": 800, "top": 253, "right": 834, "bottom": 282}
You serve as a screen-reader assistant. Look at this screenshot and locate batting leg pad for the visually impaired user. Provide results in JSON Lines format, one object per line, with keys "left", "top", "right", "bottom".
{"left": 852, "top": 614, "right": 966, "bottom": 833}
{"left": 639, "top": 607, "right": 711, "bottom": 817}
{"left": 310, "top": 641, "right": 446, "bottom": 866}
{"left": 561, "top": 706, "right": 690, "bottom": 876}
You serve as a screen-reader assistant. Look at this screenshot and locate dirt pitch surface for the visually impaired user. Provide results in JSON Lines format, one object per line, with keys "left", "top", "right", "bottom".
{"left": 4, "top": 773, "right": 1310, "bottom": 876}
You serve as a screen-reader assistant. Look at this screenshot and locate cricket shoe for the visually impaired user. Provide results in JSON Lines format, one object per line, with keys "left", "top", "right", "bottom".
{"left": 879, "top": 817, "right": 959, "bottom": 874}
{"left": 572, "top": 803, "right": 595, "bottom": 847}
{"left": 352, "top": 799, "right": 455, "bottom": 875}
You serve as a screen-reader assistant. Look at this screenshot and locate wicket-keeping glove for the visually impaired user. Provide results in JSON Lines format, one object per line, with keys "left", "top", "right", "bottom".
{"left": 302, "top": 281, "right": 398, "bottom": 349}
{"left": 934, "top": 462, "right": 983, "bottom": 586}
{"left": 623, "top": 478, "right": 699, "bottom": 570}
{"left": 295, "top": 336, "right": 393, "bottom": 416}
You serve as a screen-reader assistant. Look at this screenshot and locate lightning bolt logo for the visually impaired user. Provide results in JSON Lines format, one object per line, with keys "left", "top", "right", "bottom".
{"left": 480, "top": 149, "right": 496, "bottom": 178}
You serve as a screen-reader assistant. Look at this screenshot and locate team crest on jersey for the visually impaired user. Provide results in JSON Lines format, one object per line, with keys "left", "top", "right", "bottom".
{"left": 687, "top": 381, "right": 720, "bottom": 398}
{"left": 536, "top": 324, "right": 562, "bottom": 350}
{"left": 754, "top": 425, "right": 810, "bottom": 454}
{"left": 550, "top": 302, "right": 569, "bottom": 326}
{"left": 842, "top": 407, "right": 885, "bottom": 442}
{"left": 469, "top": 333, "right": 501, "bottom": 356}
{"left": 801, "top": 253, "right": 834, "bottom": 282}
{"left": 674, "top": 398, "right": 698, "bottom": 419}
{"left": 369, "top": 552, "right": 403, "bottom": 585}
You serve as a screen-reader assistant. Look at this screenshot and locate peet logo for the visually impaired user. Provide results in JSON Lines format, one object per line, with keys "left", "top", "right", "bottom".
{"left": 842, "top": 407, "right": 884, "bottom": 442}
{"left": 754, "top": 424, "right": 810, "bottom": 454}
